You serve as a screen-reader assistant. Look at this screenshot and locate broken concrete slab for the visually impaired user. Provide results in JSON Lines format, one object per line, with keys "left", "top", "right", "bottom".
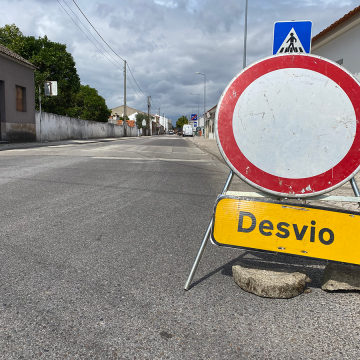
{"left": 232, "top": 264, "right": 311, "bottom": 298}
{"left": 321, "top": 263, "right": 360, "bottom": 291}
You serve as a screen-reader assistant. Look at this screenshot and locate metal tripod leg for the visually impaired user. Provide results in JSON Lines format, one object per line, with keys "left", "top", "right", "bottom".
{"left": 184, "top": 170, "right": 234, "bottom": 291}
{"left": 350, "top": 177, "right": 360, "bottom": 206}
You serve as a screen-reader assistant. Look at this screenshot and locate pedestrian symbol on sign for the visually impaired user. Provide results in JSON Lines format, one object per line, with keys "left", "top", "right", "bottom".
{"left": 273, "top": 21, "right": 312, "bottom": 55}
{"left": 277, "top": 28, "right": 305, "bottom": 54}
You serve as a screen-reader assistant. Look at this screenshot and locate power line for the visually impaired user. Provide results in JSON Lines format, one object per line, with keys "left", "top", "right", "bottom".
{"left": 126, "top": 63, "right": 147, "bottom": 98}
{"left": 62, "top": 0, "right": 124, "bottom": 69}
{"left": 150, "top": 98, "right": 159, "bottom": 111}
{"left": 131, "top": 97, "right": 149, "bottom": 112}
{"left": 73, "top": 0, "right": 124, "bottom": 61}
{"left": 58, "top": 0, "right": 143, "bottom": 102}
{"left": 73, "top": 0, "right": 149, "bottom": 99}
{"left": 126, "top": 72, "right": 141, "bottom": 99}
{"left": 60, "top": 0, "right": 153, "bottom": 107}
{"left": 57, "top": 0, "right": 123, "bottom": 72}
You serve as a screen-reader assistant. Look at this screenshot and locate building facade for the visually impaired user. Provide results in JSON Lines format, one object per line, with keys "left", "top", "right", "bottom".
{"left": 110, "top": 105, "right": 147, "bottom": 119}
{"left": 0, "top": 44, "right": 37, "bottom": 141}
{"left": 312, "top": 6, "right": 360, "bottom": 82}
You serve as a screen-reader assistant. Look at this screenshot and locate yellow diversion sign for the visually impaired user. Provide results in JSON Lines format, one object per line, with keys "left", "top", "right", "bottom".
{"left": 212, "top": 196, "right": 360, "bottom": 265}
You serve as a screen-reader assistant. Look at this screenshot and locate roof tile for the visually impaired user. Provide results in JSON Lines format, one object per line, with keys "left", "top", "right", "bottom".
{"left": 0, "top": 43, "right": 36, "bottom": 69}
{"left": 312, "top": 5, "right": 360, "bottom": 43}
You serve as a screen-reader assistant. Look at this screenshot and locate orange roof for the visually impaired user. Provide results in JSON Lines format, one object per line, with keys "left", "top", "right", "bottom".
{"left": 312, "top": 5, "right": 360, "bottom": 43}
{"left": 115, "top": 119, "right": 136, "bottom": 127}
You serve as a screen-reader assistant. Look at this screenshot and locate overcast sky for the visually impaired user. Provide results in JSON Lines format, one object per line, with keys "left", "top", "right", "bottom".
{"left": 0, "top": 0, "right": 358, "bottom": 124}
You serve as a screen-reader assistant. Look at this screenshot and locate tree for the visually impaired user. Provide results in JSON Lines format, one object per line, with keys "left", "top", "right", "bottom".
{"left": 0, "top": 24, "right": 81, "bottom": 115}
{"left": 0, "top": 24, "right": 112, "bottom": 122}
{"left": 135, "top": 112, "right": 151, "bottom": 128}
{"left": 176, "top": 115, "right": 188, "bottom": 128}
{"left": 33, "top": 36, "right": 81, "bottom": 116}
{"left": 0, "top": 24, "right": 24, "bottom": 48}
{"left": 67, "top": 85, "right": 111, "bottom": 122}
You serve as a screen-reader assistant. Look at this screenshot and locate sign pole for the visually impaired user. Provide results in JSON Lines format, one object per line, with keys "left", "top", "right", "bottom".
{"left": 350, "top": 178, "right": 360, "bottom": 206}
{"left": 184, "top": 170, "right": 234, "bottom": 291}
{"left": 243, "top": 0, "right": 248, "bottom": 69}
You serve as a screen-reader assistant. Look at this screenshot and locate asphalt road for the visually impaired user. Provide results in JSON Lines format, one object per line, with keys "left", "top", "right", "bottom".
{"left": 0, "top": 135, "right": 359, "bottom": 359}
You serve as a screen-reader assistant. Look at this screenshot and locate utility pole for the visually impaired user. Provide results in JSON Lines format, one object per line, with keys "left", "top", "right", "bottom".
{"left": 39, "top": 84, "right": 42, "bottom": 142}
{"left": 148, "top": 96, "right": 151, "bottom": 136}
{"left": 124, "top": 60, "right": 127, "bottom": 137}
{"left": 163, "top": 113, "right": 165, "bottom": 133}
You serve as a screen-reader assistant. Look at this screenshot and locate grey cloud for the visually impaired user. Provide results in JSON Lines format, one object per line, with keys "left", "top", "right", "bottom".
{"left": 149, "top": 80, "right": 174, "bottom": 94}
{"left": 96, "top": 3, "right": 115, "bottom": 18}
{"left": 197, "top": 0, "right": 244, "bottom": 33}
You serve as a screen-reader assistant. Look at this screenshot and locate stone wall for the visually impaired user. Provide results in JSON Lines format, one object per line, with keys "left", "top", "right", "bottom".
{"left": 35, "top": 111, "right": 138, "bottom": 141}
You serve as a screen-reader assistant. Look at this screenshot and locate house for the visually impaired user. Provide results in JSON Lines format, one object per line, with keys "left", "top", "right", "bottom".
{"left": 155, "top": 113, "right": 171, "bottom": 133}
{"left": 110, "top": 105, "right": 147, "bottom": 122}
{"left": 312, "top": 5, "right": 360, "bottom": 81}
{"left": 0, "top": 44, "right": 37, "bottom": 141}
{"left": 205, "top": 105, "right": 217, "bottom": 139}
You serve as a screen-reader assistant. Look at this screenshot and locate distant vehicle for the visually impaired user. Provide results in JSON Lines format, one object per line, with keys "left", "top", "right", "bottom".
{"left": 168, "top": 130, "right": 174, "bottom": 135}
{"left": 182, "top": 124, "right": 193, "bottom": 137}
{"left": 178, "top": 130, "right": 183, "bottom": 136}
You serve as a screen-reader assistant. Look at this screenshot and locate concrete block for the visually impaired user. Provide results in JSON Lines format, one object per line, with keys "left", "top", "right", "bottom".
{"left": 232, "top": 264, "right": 311, "bottom": 298}
{"left": 321, "top": 262, "right": 360, "bottom": 291}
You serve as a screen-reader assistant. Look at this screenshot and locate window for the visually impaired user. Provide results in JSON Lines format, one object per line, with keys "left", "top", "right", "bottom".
{"left": 16, "top": 85, "right": 26, "bottom": 112}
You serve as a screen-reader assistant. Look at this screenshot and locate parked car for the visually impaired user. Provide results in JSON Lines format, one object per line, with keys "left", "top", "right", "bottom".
{"left": 177, "top": 130, "right": 183, "bottom": 136}
{"left": 168, "top": 130, "right": 174, "bottom": 135}
{"left": 182, "top": 124, "right": 193, "bottom": 137}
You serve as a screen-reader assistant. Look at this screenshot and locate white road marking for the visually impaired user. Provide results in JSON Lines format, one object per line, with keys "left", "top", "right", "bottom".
{"left": 92, "top": 156, "right": 213, "bottom": 163}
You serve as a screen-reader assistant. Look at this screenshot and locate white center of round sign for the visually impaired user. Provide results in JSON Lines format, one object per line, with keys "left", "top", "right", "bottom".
{"left": 232, "top": 68, "right": 356, "bottom": 178}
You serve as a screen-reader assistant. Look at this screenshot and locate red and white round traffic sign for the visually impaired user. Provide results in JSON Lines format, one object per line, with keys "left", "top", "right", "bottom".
{"left": 215, "top": 54, "right": 360, "bottom": 197}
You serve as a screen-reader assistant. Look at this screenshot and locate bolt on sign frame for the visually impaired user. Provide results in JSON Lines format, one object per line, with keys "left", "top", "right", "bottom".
{"left": 184, "top": 54, "right": 360, "bottom": 290}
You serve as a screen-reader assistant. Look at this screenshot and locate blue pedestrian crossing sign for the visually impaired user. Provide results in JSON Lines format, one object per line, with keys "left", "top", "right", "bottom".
{"left": 273, "top": 21, "right": 312, "bottom": 55}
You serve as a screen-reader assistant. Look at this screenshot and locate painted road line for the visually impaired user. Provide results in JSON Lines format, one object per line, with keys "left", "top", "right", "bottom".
{"left": 92, "top": 156, "right": 213, "bottom": 163}
{"left": 212, "top": 196, "right": 360, "bottom": 265}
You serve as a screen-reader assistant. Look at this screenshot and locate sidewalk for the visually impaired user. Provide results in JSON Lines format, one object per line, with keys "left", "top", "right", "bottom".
{"left": 187, "top": 135, "right": 360, "bottom": 212}
{"left": 186, "top": 136, "right": 225, "bottom": 164}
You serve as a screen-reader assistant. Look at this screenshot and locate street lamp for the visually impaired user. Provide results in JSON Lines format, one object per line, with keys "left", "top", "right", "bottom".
{"left": 190, "top": 93, "right": 199, "bottom": 132}
{"left": 243, "top": 0, "right": 248, "bottom": 69}
{"left": 196, "top": 72, "right": 206, "bottom": 137}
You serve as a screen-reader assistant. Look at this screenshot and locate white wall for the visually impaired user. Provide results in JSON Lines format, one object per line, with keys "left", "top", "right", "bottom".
{"left": 128, "top": 112, "right": 137, "bottom": 121}
{"left": 157, "top": 114, "right": 170, "bottom": 131}
{"left": 36, "top": 111, "right": 138, "bottom": 141}
{"left": 312, "top": 24, "right": 360, "bottom": 82}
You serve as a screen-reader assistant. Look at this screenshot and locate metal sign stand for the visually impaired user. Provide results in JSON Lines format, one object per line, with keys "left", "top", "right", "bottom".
{"left": 184, "top": 173, "right": 360, "bottom": 291}
{"left": 185, "top": 53, "right": 360, "bottom": 290}
{"left": 184, "top": 170, "right": 233, "bottom": 290}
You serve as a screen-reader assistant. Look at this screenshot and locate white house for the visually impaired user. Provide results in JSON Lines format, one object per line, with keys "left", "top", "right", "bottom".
{"left": 312, "top": 6, "right": 360, "bottom": 81}
{"left": 156, "top": 114, "right": 171, "bottom": 132}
